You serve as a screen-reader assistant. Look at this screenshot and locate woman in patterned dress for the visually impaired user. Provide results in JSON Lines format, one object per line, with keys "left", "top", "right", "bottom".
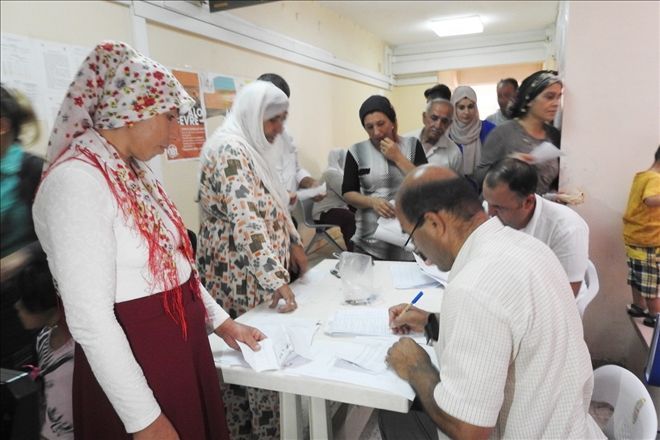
{"left": 197, "top": 80, "right": 308, "bottom": 439}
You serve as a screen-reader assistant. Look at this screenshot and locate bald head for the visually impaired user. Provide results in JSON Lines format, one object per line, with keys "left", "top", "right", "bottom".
{"left": 397, "top": 165, "right": 482, "bottom": 223}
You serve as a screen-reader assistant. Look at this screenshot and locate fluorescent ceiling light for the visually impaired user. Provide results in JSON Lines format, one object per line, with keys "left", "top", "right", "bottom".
{"left": 429, "top": 16, "right": 484, "bottom": 38}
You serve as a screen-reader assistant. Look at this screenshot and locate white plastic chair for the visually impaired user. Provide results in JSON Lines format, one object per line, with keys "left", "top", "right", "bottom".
{"left": 297, "top": 199, "right": 344, "bottom": 254}
{"left": 591, "top": 364, "right": 657, "bottom": 440}
{"left": 576, "top": 260, "right": 599, "bottom": 318}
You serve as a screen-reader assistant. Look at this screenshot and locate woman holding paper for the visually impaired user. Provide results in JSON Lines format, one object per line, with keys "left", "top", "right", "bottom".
{"left": 33, "top": 41, "right": 264, "bottom": 440}
{"left": 475, "top": 70, "right": 563, "bottom": 194}
{"left": 342, "top": 95, "right": 427, "bottom": 261}
{"left": 197, "top": 80, "right": 308, "bottom": 438}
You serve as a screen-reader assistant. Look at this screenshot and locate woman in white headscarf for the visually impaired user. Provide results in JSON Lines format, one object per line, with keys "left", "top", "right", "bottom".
{"left": 197, "top": 80, "right": 307, "bottom": 439}
{"left": 448, "top": 85, "right": 496, "bottom": 179}
{"left": 312, "top": 148, "right": 356, "bottom": 251}
{"left": 33, "top": 41, "right": 263, "bottom": 440}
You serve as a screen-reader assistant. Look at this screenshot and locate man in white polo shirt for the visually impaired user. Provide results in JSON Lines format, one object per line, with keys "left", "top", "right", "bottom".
{"left": 406, "top": 99, "right": 463, "bottom": 174}
{"left": 384, "top": 166, "right": 603, "bottom": 439}
{"left": 482, "top": 157, "right": 589, "bottom": 296}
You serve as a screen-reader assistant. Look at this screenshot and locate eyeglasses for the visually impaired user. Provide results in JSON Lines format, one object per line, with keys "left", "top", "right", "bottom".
{"left": 403, "top": 214, "right": 426, "bottom": 249}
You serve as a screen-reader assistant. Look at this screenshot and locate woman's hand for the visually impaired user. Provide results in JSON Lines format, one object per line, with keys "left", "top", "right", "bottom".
{"left": 215, "top": 319, "right": 266, "bottom": 351}
{"left": 270, "top": 284, "right": 297, "bottom": 313}
{"left": 289, "top": 244, "right": 308, "bottom": 276}
{"left": 371, "top": 197, "right": 396, "bottom": 218}
{"left": 133, "top": 413, "right": 179, "bottom": 440}
{"left": 379, "top": 137, "right": 404, "bottom": 163}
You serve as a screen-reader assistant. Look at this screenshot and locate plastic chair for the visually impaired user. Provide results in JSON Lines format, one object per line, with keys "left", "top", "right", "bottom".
{"left": 576, "top": 260, "right": 599, "bottom": 318}
{"left": 591, "top": 364, "right": 657, "bottom": 439}
{"left": 297, "top": 198, "right": 344, "bottom": 254}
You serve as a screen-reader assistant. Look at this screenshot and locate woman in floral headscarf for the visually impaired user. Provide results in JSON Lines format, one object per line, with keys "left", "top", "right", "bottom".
{"left": 33, "top": 41, "right": 264, "bottom": 440}
{"left": 475, "top": 70, "right": 563, "bottom": 194}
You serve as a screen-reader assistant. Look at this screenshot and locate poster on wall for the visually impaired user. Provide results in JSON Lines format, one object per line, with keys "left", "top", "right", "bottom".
{"left": 1, "top": 32, "right": 89, "bottom": 134}
{"left": 167, "top": 69, "right": 207, "bottom": 161}
{"left": 201, "top": 73, "right": 250, "bottom": 135}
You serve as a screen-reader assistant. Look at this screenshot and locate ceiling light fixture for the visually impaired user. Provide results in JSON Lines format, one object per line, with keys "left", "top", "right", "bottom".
{"left": 429, "top": 16, "right": 484, "bottom": 38}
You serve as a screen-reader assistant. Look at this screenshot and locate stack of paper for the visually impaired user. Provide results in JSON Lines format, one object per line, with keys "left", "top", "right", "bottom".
{"left": 390, "top": 262, "right": 440, "bottom": 289}
{"left": 413, "top": 253, "right": 449, "bottom": 286}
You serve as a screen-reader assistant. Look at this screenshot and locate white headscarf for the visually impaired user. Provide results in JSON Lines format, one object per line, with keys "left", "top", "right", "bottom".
{"left": 326, "top": 149, "right": 347, "bottom": 173}
{"left": 449, "top": 86, "right": 483, "bottom": 176}
{"left": 208, "top": 80, "right": 290, "bottom": 214}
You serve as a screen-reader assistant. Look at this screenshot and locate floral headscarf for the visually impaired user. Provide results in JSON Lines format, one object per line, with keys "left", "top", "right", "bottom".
{"left": 509, "top": 70, "right": 561, "bottom": 119}
{"left": 449, "top": 86, "right": 483, "bottom": 176}
{"left": 43, "top": 41, "right": 197, "bottom": 337}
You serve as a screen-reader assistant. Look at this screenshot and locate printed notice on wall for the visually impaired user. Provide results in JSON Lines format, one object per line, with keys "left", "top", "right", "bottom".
{"left": 167, "top": 69, "right": 207, "bottom": 161}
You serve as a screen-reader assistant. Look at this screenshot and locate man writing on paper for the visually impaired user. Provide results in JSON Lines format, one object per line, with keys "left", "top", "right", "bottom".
{"left": 383, "top": 166, "right": 603, "bottom": 439}
{"left": 482, "top": 158, "right": 589, "bottom": 296}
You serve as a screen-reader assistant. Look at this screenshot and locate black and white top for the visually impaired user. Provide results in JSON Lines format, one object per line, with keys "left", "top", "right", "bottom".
{"left": 342, "top": 136, "right": 426, "bottom": 260}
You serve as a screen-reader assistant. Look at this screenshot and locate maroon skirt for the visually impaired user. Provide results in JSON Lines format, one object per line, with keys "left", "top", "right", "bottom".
{"left": 72, "top": 278, "right": 229, "bottom": 439}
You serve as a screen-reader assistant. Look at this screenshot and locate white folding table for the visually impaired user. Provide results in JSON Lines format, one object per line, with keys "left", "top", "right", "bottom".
{"left": 210, "top": 259, "right": 443, "bottom": 439}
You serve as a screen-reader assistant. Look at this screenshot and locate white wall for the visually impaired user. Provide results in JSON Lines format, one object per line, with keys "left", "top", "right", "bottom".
{"left": 560, "top": 1, "right": 660, "bottom": 368}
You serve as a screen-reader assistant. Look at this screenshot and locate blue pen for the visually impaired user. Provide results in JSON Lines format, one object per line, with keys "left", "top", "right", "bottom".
{"left": 399, "top": 291, "right": 424, "bottom": 318}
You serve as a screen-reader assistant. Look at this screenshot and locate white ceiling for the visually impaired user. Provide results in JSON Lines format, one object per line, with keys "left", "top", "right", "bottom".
{"left": 318, "top": 1, "right": 559, "bottom": 47}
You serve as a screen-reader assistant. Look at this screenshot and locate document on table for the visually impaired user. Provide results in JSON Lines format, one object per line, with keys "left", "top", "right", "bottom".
{"left": 326, "top": 308, "right": 393, "bottom": 336}
{"left": 373, "top": 216, "right": 414, "bottom": 251}
{"left": 333, "top": 341, "right": 390, "bottom": 373}
{"left": 414, "top": 253, "right": 449, "bottom": 286}
{"left": 290, "top": 340, "right": 440, "bottom": 401}
{"left": 296, "top": 182, "right": 326, "bottom": 201}
{"left": 390, "top": 262, "right": 440, "bottom": 289}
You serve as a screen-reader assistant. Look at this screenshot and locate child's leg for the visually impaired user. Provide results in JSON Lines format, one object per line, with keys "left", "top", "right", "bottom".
{"left": 631, "top": 286, "right": 647, "bottom": 310}
{"left": 647, "top": 297, "right": 660, "bottom": 316}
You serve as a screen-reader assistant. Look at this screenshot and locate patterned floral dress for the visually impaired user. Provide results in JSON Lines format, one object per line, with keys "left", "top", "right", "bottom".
{"left": 197, "top": 137, "right": 299, "bottom": 439}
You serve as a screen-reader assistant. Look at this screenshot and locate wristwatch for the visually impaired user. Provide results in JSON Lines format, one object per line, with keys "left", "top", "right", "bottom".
{"left": 424, "top": 313, "right": 439, "bottom": 344}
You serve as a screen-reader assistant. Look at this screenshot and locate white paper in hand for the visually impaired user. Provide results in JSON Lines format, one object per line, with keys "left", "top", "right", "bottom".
{"left": 373, "top": 216, "right": 414, "bottom": 251}
{"left": 237, "top": 325, "right": 295, "bottom": 372}
{"left": 529, "top": 142, "right": 563, "bottom": 164}
{"left": 296, "top": 182, "right": 327, "bottom": 201}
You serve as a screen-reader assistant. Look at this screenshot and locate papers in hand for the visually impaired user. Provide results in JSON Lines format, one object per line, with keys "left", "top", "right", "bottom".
{"left": 373, "top": 216, "right": 414, "bottom": 251}
{"left": 326, "top": 308, "right": 393, "bottom": 336}
{"left": 528, "top": 141, "right": 563, "bottom": 164}
{"left": 237, "top": 322, "right": 318, "bottom": 372}
{"left": 296, "top": 182, "right": 327, "bottom": 201}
